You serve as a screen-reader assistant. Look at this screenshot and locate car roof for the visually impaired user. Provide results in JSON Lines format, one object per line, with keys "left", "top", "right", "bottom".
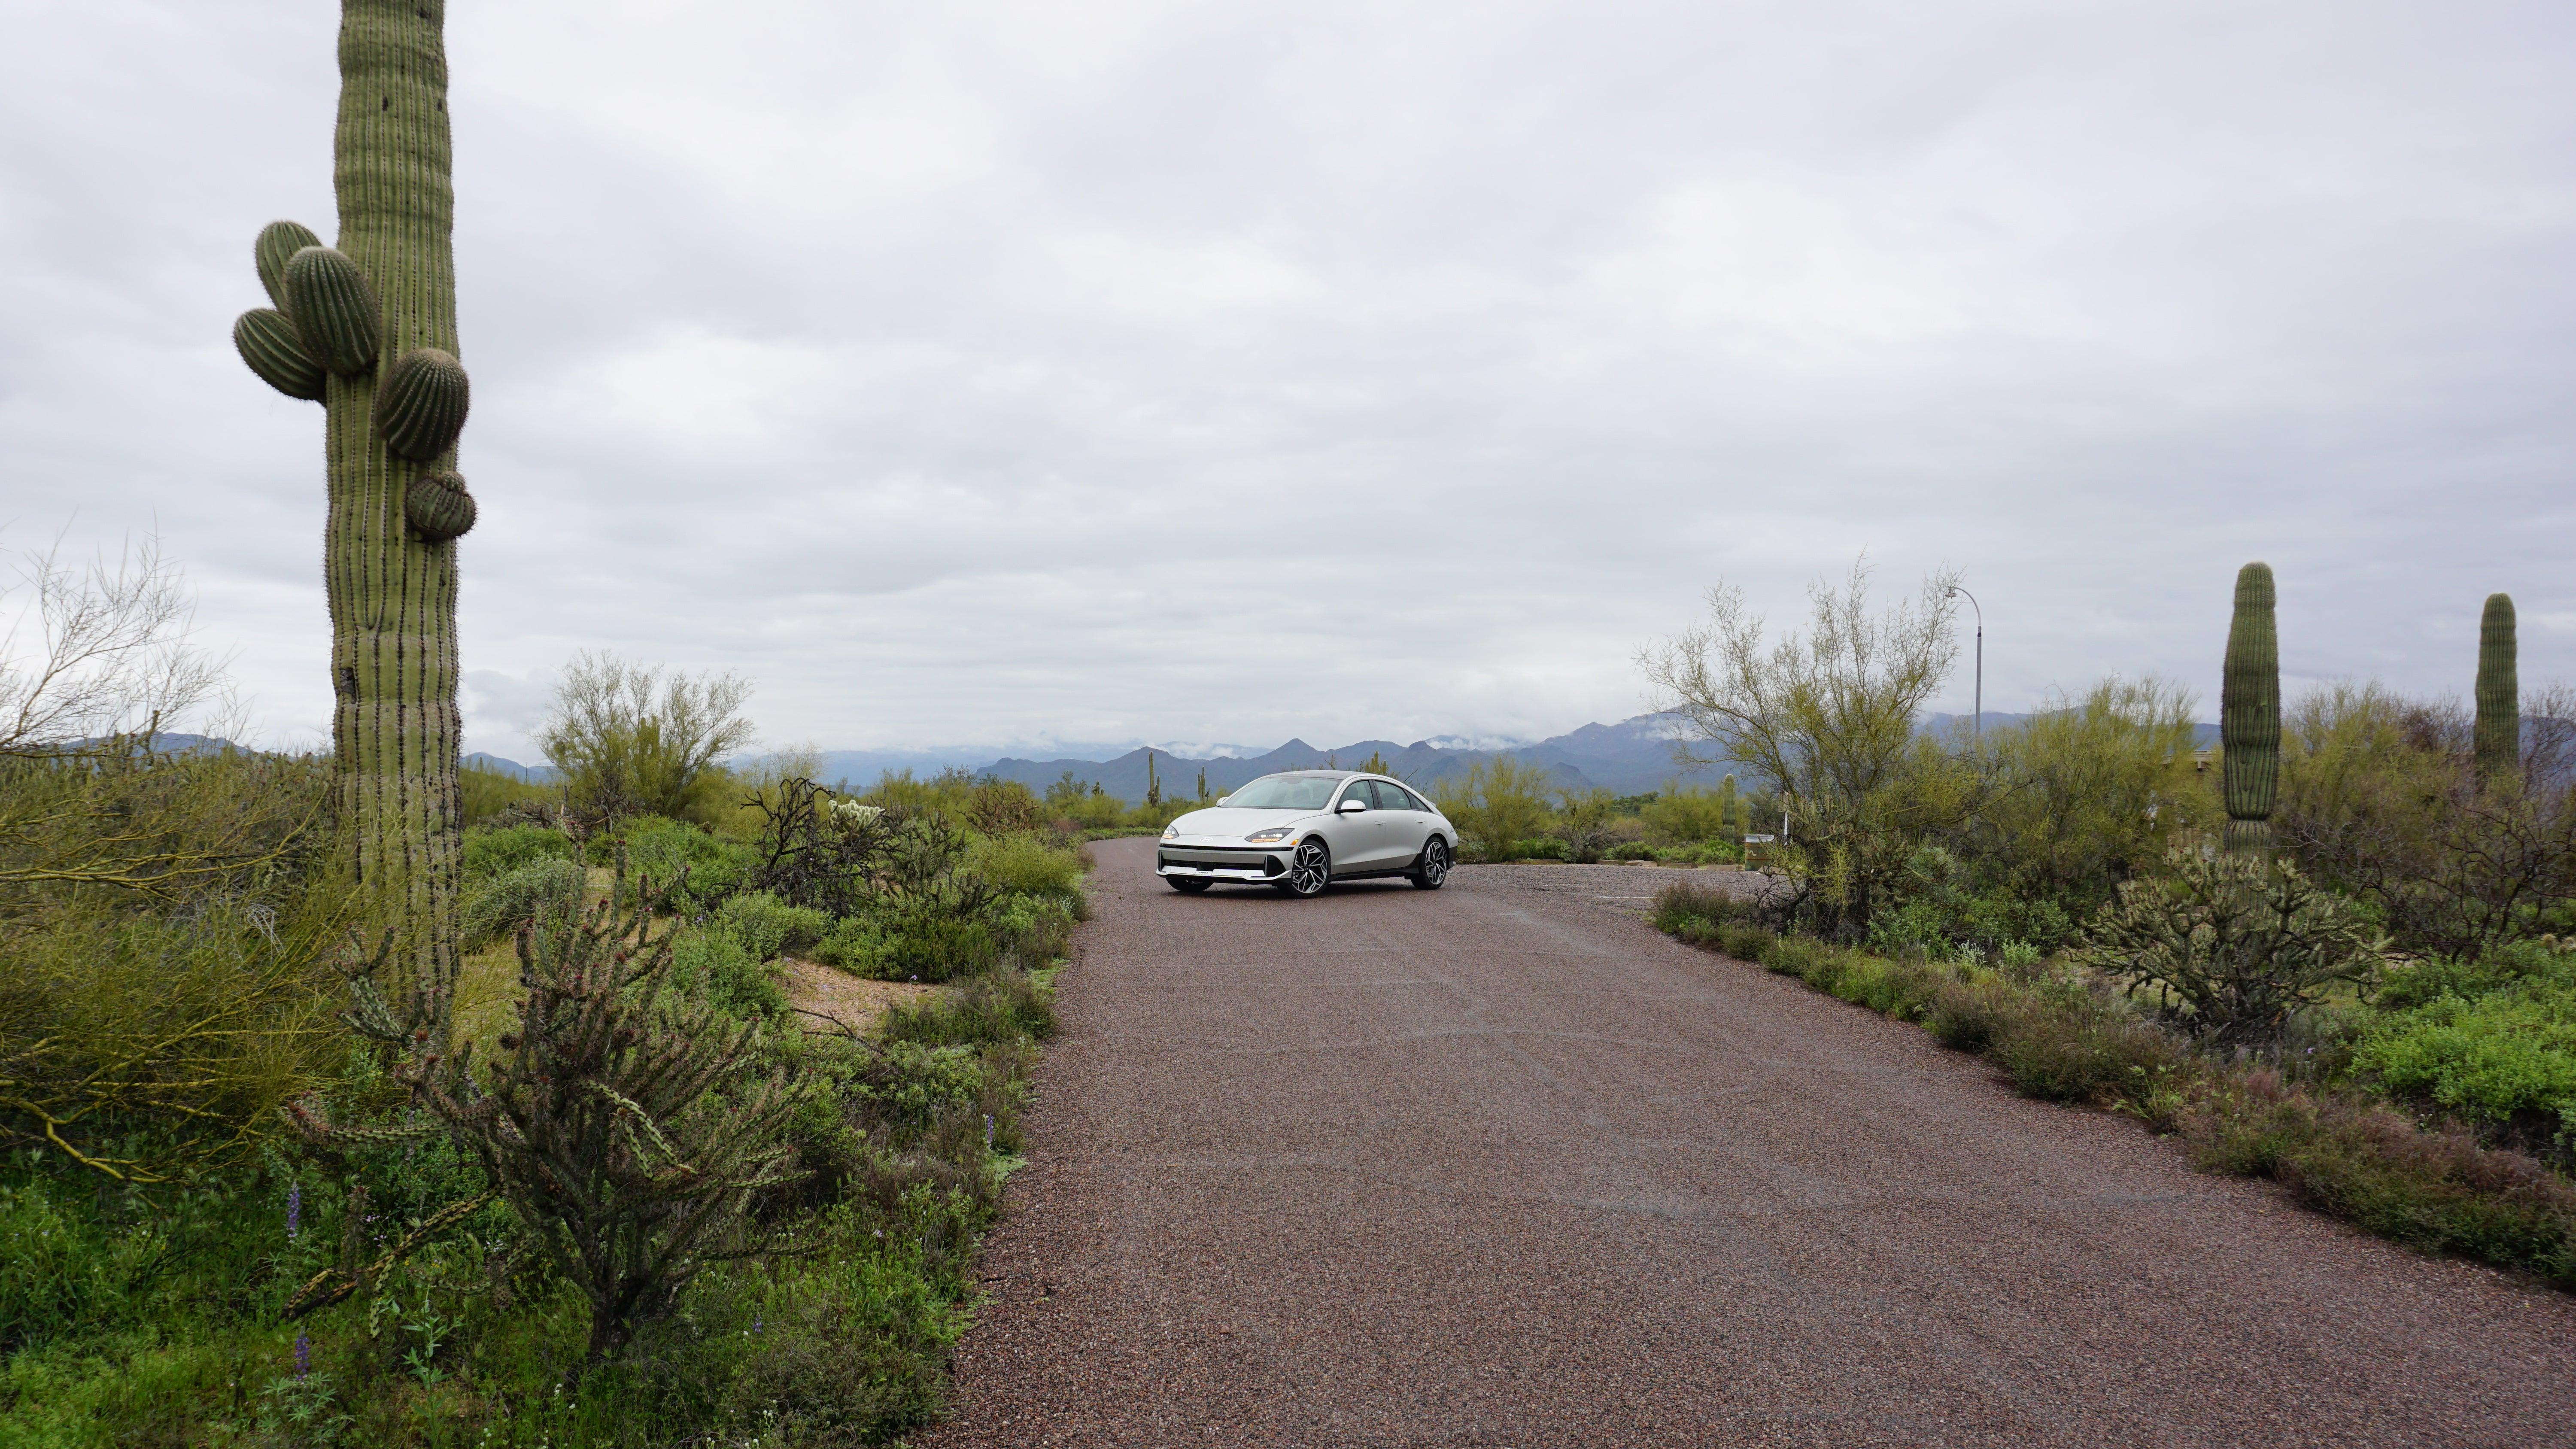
{"left": 1266, "top": 769, "right": 1358, "bottom": 779}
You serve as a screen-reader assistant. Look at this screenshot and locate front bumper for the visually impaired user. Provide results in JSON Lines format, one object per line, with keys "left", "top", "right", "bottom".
{"left": 1157, "top": 845, "right": 1288, "bottom": 880}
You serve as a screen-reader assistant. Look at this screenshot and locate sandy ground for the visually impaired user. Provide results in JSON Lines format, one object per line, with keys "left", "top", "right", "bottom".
{"left": 782, "top": 957, "right": 933, "bottom": 1033}
{"left": 920, "top": 836, "right": 2576, "bottom": 1449}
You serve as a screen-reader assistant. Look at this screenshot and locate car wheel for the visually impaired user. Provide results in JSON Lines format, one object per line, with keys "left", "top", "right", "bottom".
{"left": 1167, "top": 875, "right": 1212, "bottom": 893}
{"left": 1276, "top": 837, "right": 1332, "bottom": 897}
{"left": 1410, "top": 837, "right": 1452, "bottom": 890}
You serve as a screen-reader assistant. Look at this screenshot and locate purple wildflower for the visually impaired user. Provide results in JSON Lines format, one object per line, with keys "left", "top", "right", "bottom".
{"left": 285, "top": 1183, "right": 301, "bottom": 1240}
{"left": 294, "top": 1331, "right": 311, "bottom": 1379}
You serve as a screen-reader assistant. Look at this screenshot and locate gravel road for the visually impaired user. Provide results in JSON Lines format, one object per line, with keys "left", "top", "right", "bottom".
{"left": 922, "top": 838, "right": 2576, "bottom": 1447}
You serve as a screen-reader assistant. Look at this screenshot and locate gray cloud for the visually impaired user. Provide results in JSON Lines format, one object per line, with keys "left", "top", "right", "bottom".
{"left": 6, "top": 0, "right": 2572, "bottom": 762}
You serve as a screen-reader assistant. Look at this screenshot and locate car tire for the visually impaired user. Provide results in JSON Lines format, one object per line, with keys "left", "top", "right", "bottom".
{"left": 1166, "top": 875, "right": 1212, "bottom": 893}
{"left": 1410, "top": 837, "right": 1452, "bottom": 890}
{"left": 1275, "top": 837, "right": 1332, "bottom": 897}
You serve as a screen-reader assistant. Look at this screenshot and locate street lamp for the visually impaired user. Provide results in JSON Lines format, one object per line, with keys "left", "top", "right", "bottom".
{"left": 1947, "top": 585, "right": 1983, "bottom": 738}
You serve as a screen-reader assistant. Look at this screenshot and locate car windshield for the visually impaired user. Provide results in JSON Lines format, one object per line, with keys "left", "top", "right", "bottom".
{"left": 1223, "top": 775, "right": 1341, "bottom": 810}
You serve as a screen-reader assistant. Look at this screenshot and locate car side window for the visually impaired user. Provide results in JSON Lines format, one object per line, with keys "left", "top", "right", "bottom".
{"left": 1337, "top": 781, "right": 1371, "bottom": 808}
{"left": 1370, "top": 781, "right": 1415, "bottom": 811}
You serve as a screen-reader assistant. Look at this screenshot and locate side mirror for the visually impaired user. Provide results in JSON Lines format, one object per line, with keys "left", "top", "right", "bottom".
{"left": 1336, "top": 798, "right": 1368, "bottom": 813}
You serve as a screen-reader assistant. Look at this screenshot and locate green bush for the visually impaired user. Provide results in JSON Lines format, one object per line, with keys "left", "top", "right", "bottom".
{"left": 671, "top": 927, "right": 789, "bottom": 1020}
{"left": 604, "top": 816, "right": 753, "bottom": 913}
{"left": 967, "top": 832, "right": 1088, "bottom": 905}
{"left": 2183, "top": 1072, "right": 2576, "bottom": 1285}
{"left": 460, "top": 856, "right": 584, "bottom": 947}
{"left": 858, "top": 1042, "right": 988, "bottom": 1137}
{"left": 879, "top": 970, "right": 1058, "bottom": 1049}
{"left": 1433, "top": 757, "right": 1555, "bottom": 863}
{"left": 1640, "top": 783, "right": 1735, "bottom": 845}
{"left": 2357, "top": 980, "right": 2576, "bottom": 1144}
{"left": 714, "top": 890, "right": 831, "bottom": 961}
{"left": 462, "top": 821, "right": 573, "bottom": 879}
{"left": 814, "top": 918, "right": 893, "bottom": 977}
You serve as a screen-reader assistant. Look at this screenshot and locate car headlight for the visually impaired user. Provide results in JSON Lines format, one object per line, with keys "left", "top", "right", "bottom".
{"left": 1243, "top": 826, "right": 1294, "bottom": 844}
{"left": 1162, "top": 823, "right": 1180, "bottom": 840}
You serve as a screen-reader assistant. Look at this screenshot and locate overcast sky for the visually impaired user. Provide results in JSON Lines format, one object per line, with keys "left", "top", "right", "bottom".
{"left": 5, "top": 0, "right": 2571, "bottom": 762}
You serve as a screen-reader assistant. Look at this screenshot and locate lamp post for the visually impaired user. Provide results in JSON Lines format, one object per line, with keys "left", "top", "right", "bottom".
{"left": 1948, "top": 585, "right": 1983, "bottom": 738}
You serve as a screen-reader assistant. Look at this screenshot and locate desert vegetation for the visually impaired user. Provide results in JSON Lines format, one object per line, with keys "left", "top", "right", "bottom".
{"left": 1646, "top": 558, "right": 2576, "bottom": 1284}
{"left": 1, "top": 617, "right": 1085, "bottom": 1443}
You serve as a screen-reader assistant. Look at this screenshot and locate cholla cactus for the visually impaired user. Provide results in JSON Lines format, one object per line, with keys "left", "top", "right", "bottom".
{"left": 829, "top": 797, "right": 886, "bottom": 832}
{"left": 230, "top": 1, "right": 473, "bottom": 980}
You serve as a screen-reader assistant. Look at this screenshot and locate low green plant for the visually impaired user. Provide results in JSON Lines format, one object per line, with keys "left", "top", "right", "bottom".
{"left": 2357, "top": 977, "right": 2576, "bottom": 1151}
{"left": 459, "top": 856, "right": 583, "bottom": 947}
{"left": 671, "top": 927, "right": 790, "bottom": 1020}
{"left": 967, "top": 831, "right": 1089, "bottom": 904}
{"left": 713, "top": 890, "right": 831, "bottom": 961}
{"left": 461, "top": 822, "right": 574, "bottom": 880}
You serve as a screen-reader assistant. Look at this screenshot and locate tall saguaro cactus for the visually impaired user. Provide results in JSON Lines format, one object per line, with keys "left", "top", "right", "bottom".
{"left": 2220, "top": 562, "right": 2279, "bottom": 853}
{"left": 231, "top": 0, "right": 473, "bottom": 977}
{"left": 2475, "top": 592, "right": 2519, "bottom": 787}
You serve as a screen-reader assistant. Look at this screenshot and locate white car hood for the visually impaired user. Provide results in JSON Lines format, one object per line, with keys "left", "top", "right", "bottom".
{"left": 1164, "top": 806, "right": 1324, "bottom": 841}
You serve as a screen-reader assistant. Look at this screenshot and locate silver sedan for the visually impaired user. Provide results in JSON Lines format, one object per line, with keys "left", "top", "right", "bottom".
{"left": 1156, "top": 770, "right": 1456, "bottom": 897}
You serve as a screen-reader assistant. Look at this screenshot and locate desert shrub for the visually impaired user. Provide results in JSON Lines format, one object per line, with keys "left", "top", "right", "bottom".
{"left": 303, "top": 877, "right": 811, "bottom": 1364}
{"left": 968, "top": 832, "right": 1087, "bottom": 905}
{"left": 671, "top": 927, "right": 790, "bottom": 1020}
{"left": 814, "top": 918, "right": 893, "bottom": 976}
{"left": 2278, "top": 682, "right": 2576, "bottom": 958}
{"left": 462, "top": 821, "right": 575, "bottom": 880}
{"left": 460, "top": 856, "right": 584, "bottom": 946}
{"left": 1553, "top": 787, "right": 1619, "bottom": 863}
{"left": 1989, "top": 999, "right": 2184, "bottom": 1104}
{"left": 714, "top": 890, "right": 831, "bottom": 961}
{"left": 605, "top": 815, "right": 753, "bottom": 913}
{"left": 2082, "top": 848, "right": 2385, "bottom": 1046}
{"left": 1038, "top": 772, "right": 1124, "bottom": 830}
{"left": 461, "top": 761, "right": 552, "bottom": 827}
{"left": 2181, "top": 1072, "right": 2576, "bottom": 1284}
{"left": 879, "top": 970, "right": 1058, "bottom": 1049}
{"left": 1434, "top": 757, "right": 1555, "bottom": 863}
{"left": 1959, "top": 677, "right": 2211, "bottom": 910}
{"left": 0, "top": 893, "right": 345, "bottom": 1180}
{"left": 1653, "top": 879, "right": 1750, "bottom": 930}
{"left": 857, "top": 1042, "right": 987, "bottom": 1139}
{"left": 1640, "top": 782, "right": 1735, "bottom": 846}
{"left": 1605, "top": 841, "right": 1660, "bottom": 862}
{"left": 2356, "top": 978, "right": 2576, "bottom": 1151}
{"left": 2377, "top": 936, "right": 2576, "bottom": 1012}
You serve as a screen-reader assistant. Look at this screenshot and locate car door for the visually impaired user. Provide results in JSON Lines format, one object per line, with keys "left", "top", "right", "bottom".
{"left": 1327, "top": 778, "right": 1389, "bottom": 868}
{"left": 1369, "top": 780, "right": 1431, "bottom": 866}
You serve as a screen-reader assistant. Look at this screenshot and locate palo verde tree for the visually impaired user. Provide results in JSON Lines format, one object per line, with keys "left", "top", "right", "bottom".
{"left": 230, "top": 0, "right": 474, "bottom": 977}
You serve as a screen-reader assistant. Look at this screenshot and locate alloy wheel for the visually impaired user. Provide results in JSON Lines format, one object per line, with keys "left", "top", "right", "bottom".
{"left": 1282, "top": 838, "right": 1331, "bottom": 896}
{"left": 1412, "top": 838, "right": 1451, "bottom": 890}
